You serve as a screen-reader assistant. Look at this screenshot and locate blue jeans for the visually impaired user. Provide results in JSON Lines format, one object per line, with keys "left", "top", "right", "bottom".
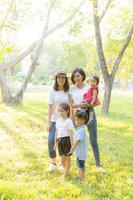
{"left": 76, "top": 157, "right": 85, "bottom": 171}
{"left": 87, "top": 119, "right": 100, "bottom": 166}
{"left": 48, "top": 122, "right": 56, "bottom": 158}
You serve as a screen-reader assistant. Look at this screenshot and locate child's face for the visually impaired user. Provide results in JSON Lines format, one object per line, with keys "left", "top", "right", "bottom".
{"left": 58, "top": 107, "right": 68, "bottom": 118}
{"left": 75, "top": 116, "right": 85, "bottom": 126}
{"left": 89, "top": 78, "right": 97, "bottom": 87}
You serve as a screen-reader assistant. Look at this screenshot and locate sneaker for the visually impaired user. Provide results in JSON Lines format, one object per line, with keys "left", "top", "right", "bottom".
{"left": 46, "top": 164, "right": 57, "bottom": 172}
{"left": 75, "top": 177, "right": 82, "bottom": 181}
{"left": 96, "top": 165, "right": 105, "bottom": 173}
{"left": 58, "top": 164, "right": 64, "bottom": 171}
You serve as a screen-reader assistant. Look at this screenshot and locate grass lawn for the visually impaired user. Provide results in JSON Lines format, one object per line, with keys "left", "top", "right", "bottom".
{"left": 0, "top": 91, "right": 132, "bottom": 200}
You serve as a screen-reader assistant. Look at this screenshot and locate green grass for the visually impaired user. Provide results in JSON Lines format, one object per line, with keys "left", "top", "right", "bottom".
{"left": 0, "top": 91, "right": 133, "bottom": 200}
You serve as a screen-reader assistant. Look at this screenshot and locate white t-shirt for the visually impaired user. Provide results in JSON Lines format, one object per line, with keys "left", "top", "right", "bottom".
{"left": 69, "top": 84, "right": 89, "bottom": 110}
{"left": 56, "top": 118, "right": 73, "bottom": 138}
{"left": 48, "top": 88, "right": 69, "bottom": 122}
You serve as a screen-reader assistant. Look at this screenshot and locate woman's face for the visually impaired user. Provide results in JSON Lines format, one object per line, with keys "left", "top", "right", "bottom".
{"left": 73, "top": 72, "right": 84, "bottom": 85}
{"left": 56, "top": 75, "right": 66, "bottom": 87}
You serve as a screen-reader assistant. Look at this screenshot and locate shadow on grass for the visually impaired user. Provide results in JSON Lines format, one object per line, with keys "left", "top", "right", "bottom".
{"left": 0, "top": 120, "right": 47, "bottom": 172}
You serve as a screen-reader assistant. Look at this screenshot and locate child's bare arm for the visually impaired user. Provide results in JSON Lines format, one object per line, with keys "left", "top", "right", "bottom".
{"left": 69, "top": 130, "right": 73, "bottom": 146}
{"left": 68, "top": 140, "right": 80, "bottom": 155}
{"left": 90, "top": 89, "right": 98, "bottom": 105}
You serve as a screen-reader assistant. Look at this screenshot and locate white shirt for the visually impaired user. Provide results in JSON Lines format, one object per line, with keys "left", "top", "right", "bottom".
{"left": 69, "top": 84, "right": 89, "bottom": 110}
{"left": 48, "top": 88, "right": 69, "bottom": 122}
{"left": 56, "top": 118, "right": 73, "bottom": 138}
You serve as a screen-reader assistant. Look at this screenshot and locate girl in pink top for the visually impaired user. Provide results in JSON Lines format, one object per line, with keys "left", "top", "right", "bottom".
{"left": 83, "top": 76, "right": 100, "bottom": 106}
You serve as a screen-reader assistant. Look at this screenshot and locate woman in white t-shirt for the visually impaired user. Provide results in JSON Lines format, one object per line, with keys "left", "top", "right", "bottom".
{"left": 69, "top": 68, "right": 101, "bottom": 168}
{"left": 47, "top": 71, "right": 70, "bottom": 172}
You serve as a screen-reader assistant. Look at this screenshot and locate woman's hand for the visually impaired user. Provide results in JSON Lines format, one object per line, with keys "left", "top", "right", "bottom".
{"left": 87, "top": 102, "right": 101, "bottom": 107}
{"left": 85, "top": 102, "right": 92, "bottom": 107}
{"left": 80, "top": 102, "right": 88, "bottom": 109}
{"left": 80, "top": 101, "right": 91, "bottom": 108}
{"left": 47, "top": 123, "right": 51, "bottom": 132}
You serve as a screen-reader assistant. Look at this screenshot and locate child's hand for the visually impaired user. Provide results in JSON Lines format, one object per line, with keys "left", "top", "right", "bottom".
{"left": 67, "top": 152, "right": 72, "bottom": 156}
{"left": 68, "top": 149, "right": 74, "bottom": 156}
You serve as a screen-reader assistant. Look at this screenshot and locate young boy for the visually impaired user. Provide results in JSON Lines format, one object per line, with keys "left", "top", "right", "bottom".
{"left": 68, "top": 110, "right": 88, "bottom": 181}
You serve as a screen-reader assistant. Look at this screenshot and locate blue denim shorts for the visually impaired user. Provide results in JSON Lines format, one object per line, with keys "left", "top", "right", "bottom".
{"left": 76, "top": 157, "right": 85, "bottom": 171}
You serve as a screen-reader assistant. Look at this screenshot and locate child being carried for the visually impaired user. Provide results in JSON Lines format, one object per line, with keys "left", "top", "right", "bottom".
{"left": 82, "top": 76, "right": 100, "bottom": 126}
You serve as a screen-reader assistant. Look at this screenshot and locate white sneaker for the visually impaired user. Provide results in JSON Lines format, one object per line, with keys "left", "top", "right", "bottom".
{"left": 58, "top": 164, "right": 64, "bottom": 171}
{"left": 96, "top": 166, "right": 105, "bottom": 173}
{"left": 46, "top": 164, "right": 57, "bottom": 172}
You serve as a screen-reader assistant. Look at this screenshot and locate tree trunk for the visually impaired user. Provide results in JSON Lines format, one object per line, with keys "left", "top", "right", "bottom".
{"left": 13, "top": 8, "right": 50, "bottom": 104}
{"left": 0, "top": 1, "right": 86, "bottom": 105}
{"left": 102, "top": 78, "right": 113, "bottom": 114}
{"left": 0, "top": 0, "right": 85, "bottom": 104}
{"left": 92, "top": 1, "right": 112, "bottom": 114}
{"left": 13, "top": 63, "right": 37, "bottom": 104}
{"left": 92, "top": 1, "right": 132, "bottom": 114}
{"left": 0, "top": 71, "right": 13, "bottom": 104}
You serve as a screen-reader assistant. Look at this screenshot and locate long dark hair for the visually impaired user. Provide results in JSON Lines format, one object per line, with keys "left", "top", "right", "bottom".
{"left": 71, "top": 68, "right": 86, "bottom": 84}
{"left": 59, "top": 103, "right": 70, "bottom": 117}
{"left": 53, "top": 76, "right": 69, "bottom": 92}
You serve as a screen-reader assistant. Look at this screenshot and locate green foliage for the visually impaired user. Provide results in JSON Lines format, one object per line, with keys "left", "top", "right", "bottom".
{"left": 104, "top": 37, "right": 133, "bottom": 78}
{"left": 117, "top": 40, "right": 133, "bottom": 79}
{"left": 57, "top": 41, "right": 87, "bottom": 71}
{"left": 0, "top": 91, "right": 132, "bottom": 199}
{"left": 34, "top": 42, "right": 63, "bottom": 85}
{"left": 1, "top": 0, "right": 132, "bottom": 87}
{"left": 34, "top": 40, "right": 100, "bottom": 84}
{"left": 0, "top": 43, "right": 15, "bottom": 63}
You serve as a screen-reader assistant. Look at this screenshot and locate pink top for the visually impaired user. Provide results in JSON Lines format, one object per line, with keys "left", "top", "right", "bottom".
{"left": 83, "top": 86, "right": 99, "bottom": 104}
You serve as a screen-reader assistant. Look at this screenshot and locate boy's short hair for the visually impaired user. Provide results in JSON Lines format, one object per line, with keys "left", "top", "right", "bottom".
{"left": 93, "top": 76, "right": 99, "bottom": 85}
{"left": 75, "top": 110, "right": 88, "bottom": 124}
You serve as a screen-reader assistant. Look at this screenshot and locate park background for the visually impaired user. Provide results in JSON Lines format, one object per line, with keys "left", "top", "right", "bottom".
{"left": 0, "top": 0, "right": 133, "bottom": 199}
